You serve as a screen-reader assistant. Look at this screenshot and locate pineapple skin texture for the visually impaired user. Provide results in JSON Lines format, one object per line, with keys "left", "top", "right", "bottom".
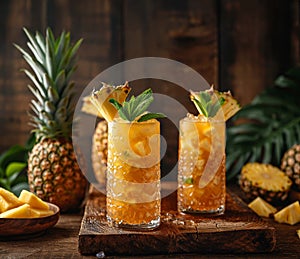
{"left": 281, "top": 144, "right": 300, "bottom": 192}
{"left": 92, "top": 120, "right": 108, "bottom": 185}
{"left": 28, "top": 138, "right": 87, "bottom": 212}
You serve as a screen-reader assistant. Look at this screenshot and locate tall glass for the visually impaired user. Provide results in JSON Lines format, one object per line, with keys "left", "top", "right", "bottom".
{"left": 106, "top": 119, "right": 161, "bottom": 230}
{"left": 177, "top": 116, "right": 226, "bottom": 215}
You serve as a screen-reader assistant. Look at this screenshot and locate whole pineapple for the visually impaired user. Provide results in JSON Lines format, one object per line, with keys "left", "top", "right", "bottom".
{"left": 281, "top": 144, "right": 300, "bottom": 191}
{"left": 15, "top": 28, "right": 87, "bottom": 212}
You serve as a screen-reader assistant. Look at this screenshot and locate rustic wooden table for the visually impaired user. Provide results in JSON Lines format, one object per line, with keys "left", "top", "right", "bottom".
{"left": 0, "top": 184, "right": 299, "bottom": 259}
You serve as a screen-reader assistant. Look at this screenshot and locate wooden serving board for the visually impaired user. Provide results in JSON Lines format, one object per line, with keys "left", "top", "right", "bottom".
{"left": 78, "top": 185, "right": 276, "bottom": 256}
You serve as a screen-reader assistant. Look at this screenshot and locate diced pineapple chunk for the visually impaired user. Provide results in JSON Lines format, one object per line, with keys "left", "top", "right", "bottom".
{"left": 19, "top": 190, "right": 49, "bottom": 210}
{"left": 0, "top": 189, "right": 54, "bottom": 218}
{"left": 0, "top": 204, "right": 32, "bottom": 218}
{"left": 0, "top": 204, "right": 53, "bottom": 219}
{"left": 132, "top": 140, "right": 151, "bottom": 156}
{"left": 248, "top": 197, "right": 277, "bottom": 218}
{"left": 0, "top": 188, "right": 24, "bottom": 212}
{"left": 30, "top": 208, "right": 54, "bottom": 217}
{"left": 274, "top": 201, "right": 300, "bottom": 225}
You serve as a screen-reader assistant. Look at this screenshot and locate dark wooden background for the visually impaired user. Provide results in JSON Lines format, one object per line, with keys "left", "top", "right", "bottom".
{"left": 0, "top": 0, "right": 299, "bottom": 156}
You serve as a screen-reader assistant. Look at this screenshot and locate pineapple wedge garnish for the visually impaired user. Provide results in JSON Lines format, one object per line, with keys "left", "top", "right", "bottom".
{"left": 274, "top": 201, "right": 300, "bottom": 225}
{"left": 81, "top": 96, "right": 101, "bottom": 117}
{"left": 0, "top": 188, "right": 24, "bottom": 213}
{"left": 214, "top": 90, "right": 241, "bottom": 121}
{"left": 190, "top": 85, "right": 241, "bottom": 121}
{"left": 248, "top": 197, "right": 277, "bottom": 218}
{"left": 84, "top": 81, "right": 131, "bottom": 121}
{"left": 19, "top": 190, "right": 49, "bottom": 210}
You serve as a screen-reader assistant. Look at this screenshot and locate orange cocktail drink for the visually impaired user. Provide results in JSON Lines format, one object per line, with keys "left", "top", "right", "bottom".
{"left": 177, "top": 114, "right": 226, "bottom": 214}
{"left": 106, "top": 119, "right": 161, "bottom": 229}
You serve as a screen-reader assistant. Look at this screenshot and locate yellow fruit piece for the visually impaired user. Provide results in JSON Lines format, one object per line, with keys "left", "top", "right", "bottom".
{"left": 31, "top": 208, "right": 54, "bottom": 217}
{"left": 248, "top": 197, "right": 277, "bottom": 217}
{"left": 297, "top": 229, "right": 300, "bottom": 239}
{"left": 241, "top": 163, "right": 292, "bottom": 192}
{"left": 81, "top": 95, "right": 101, "bottom": 117}
{"left": 0, "top": 203, "right": 53, "bottom": 219}
{"left": 19, "top": 190, "right": 49, "bottom": 210}
{"left": 190, "top": 85, "right": 241, "bottom": 121}
{"left": 274, "top": 201, "right": 300, "bottom": 225}
{"left": 87, "top": 81, "right": 131, "bottom": 121}
{"left": 0, "top": 188, "right": 24, "bottom": 213}
{"left": 214, "top": 90, "right": 241, "bottom": 121}
{"left": 0, "top": 204, "right": 32, "bottom": 218}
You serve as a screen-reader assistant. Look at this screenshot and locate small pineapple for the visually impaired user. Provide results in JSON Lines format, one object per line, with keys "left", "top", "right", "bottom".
{"left": 239, "top": 163, "right": 292, "bottom": 204}
{"left": 281, "top": 144, "right": 300, "bottom": 191}
{"left": 274, "top": 201, "right": 300, "bottom": 225}
{"left": 15, "top": 28, "right": 87, "bottom": 212}
{"left": 248, "top": 197, "right": 277, "bottom": 218}
{"left": 81, "top": 82, "right": 130, "bottom": 184}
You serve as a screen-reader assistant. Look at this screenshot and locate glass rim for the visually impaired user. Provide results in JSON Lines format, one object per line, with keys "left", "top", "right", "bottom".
{"left": 108, "top": 119, "right": 160, "bottom": 125}
{"left": 180, "top": 116, "right": 225, "bottom": 124}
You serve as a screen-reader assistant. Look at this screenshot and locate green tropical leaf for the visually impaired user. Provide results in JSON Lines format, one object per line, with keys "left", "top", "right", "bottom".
{"left": 6, "top": 162, "right": 27, "bottom": 178}
{"left": 226, "top": 67, "right": 300, "bottom": 181}
{"left": 23, "top": 69, "right": 46, "bottom": 98}
{"left": 35, "top": 31, "right": 46, "bottom": 53}
{"left": 0, "top": 146, "right": 28, "bottom": 174}
{"left": 0, "top": 178, "right": 10, "bottom": 190}
{"left": 11, "top": 182, "right": 29, "bottom": 196}
{"left": 11, "top": 182, "right": 29, "bottom": 197}
{"left": 110, "top": 88, "right": 165, "bottom": 122}
{"left": 9, "top": 173, "right": 27, "bottom": 187}
{"left": 23, "top": 28, "right": 44, "bottom": 64}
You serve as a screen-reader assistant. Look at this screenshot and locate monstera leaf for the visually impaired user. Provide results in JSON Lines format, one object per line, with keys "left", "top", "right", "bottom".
{"left": 226, "top": 67, "right": 300, "bottom": 181}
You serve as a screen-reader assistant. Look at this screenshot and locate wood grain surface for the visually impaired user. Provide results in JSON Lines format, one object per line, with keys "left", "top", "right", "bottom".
{"left": 78, "top": 186, "right": 276, "bottom": 256}
{"left": 0, "top": 183, "right": 299, "bottom": 258}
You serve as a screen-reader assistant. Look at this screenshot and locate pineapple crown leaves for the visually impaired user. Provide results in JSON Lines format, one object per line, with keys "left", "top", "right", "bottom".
{"left": 190, "top": 86, "right": 225, "bottom": 118}
{"left": 14, "top": 27, "right": 82, "bottom": 140}
{"left": 109, "top": 88, "right": 166, "bottom": 122}
{"left": 226, "top": 67, "right": 300, "bottom": 181}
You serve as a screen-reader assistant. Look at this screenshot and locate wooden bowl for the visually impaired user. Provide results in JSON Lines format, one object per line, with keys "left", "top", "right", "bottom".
{"left": 0, "top": 203, "right": 60, "bottom": 238}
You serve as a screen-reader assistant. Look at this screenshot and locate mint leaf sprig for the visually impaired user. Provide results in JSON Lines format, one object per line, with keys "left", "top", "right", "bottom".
{"left": 109, "top": 88, "right": 166, "bottom": 122}
{"left": 190, "top": 86, "right": 225, "bottom": 118}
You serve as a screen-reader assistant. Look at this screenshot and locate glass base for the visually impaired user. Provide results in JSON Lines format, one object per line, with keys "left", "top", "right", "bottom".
{"left": 107, "top": 215, "right": 160, "bottom": 231}
{"left": 179, "top": 205, "right": 225, "bottom": 215}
